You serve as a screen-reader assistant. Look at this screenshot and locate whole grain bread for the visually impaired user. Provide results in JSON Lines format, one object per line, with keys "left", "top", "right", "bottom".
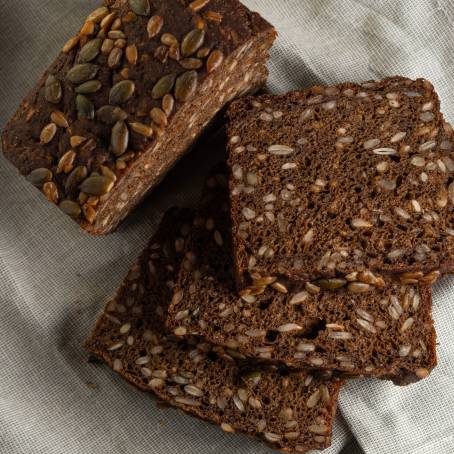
{"left": 85, "top": 207, "right": 342, "bottom": 452}
{"left": 226, "top": 77, "right": 454, "bottom": 292}
{"left": 2, "top": 0, "right": 276, "bottom": 234}
{"left": 166, "top": 168, "right": 437, "bottom": 385}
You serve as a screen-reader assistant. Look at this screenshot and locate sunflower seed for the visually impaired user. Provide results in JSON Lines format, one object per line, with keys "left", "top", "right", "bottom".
{"left": 87, "top": 6, "right": 109, "bottom": 23}
{"left": 264, "top": 433, "right": 282, "bottom": 442}
{"left": 162, "top": 94, "right": 175, "bottom": 116}
{"left": 111, "top": 121, "right": 129, "bottom": 156}
{"left": 184, "top": 384, "right": 203, "bottom": 397}
{"left": 147, "top": 15, "right": 163, "bottom": 38}
{"left": 394, "top": 207, "right": 411, "bottom": 220}
{"left": 65, "top": 166, "right": 87, "bottom": 195}
{"left": 206, "top": 49, "right": 224, "bottom": 73}
{"left": 101, "top": 38, "right": 114, "bottom": 54}
{"left": 420, "top": 111, "right": 434, "bottom": 122}
{"left": 175, "top": 71, "right": 198, "bottom": 102}
{"left": 268, "top": 144, "right": 294, "bottom": 155}
{"left": 416, "top": 368, "right": 430, "bottom": 379}
{"left": 181, "top": 29, "right": 205, "bottom": 57}
{"left": 400, "top": 317, "right": 414, "bottom": 333}
{"left": 63, "top": 36, "right": 79, "bottom": 53}
{"left": 364, "top": 138, "right": 380, "bottom": 149}
{"left": 96, "top": 105, "right": 128, "bottom": 124}
{"left": 44, "top": 75, "right": 62, "bottom": 104}
{"left": 75, "top": 79, "right": 102, "bottom": 94}
{"left": 56, "top": 150, "right": 76, "bottom": 174}
{"left": 245, "top": 329, "right": 266, "bottom": 337}
{"left": 80, "top": 175, "right": 114, "bottom": 196}
{"left": 82, "top": 204, "right": 97, "bottom": 224}
{"left": 189, "top": 0, "right": 211, "bottom": 10}
{"left": 49, "top": 111, "right": 68, "bottom": 129}
{"left": 150, "top": 107, "right": 168, "bottom": 127}
{"left": 109, "top": 80, "right": 135, "bottom": 105}
{"left": 399, "top": 345, "right": 411, "bottom": 357}
{"left": 221, "top": 423, "right": 234, "bottom": 433}
{"left": 130, "top": 122, "right": 153, "bottom": 137}
{"left": 108, "top": 47, "right": 123, "bottom": 68}
{"left": 39, "top": 123, "right": 57, "bottom": 144}
{"left": 100, "top": 165, "right": 117, "bottom": 183}
{"left": 372, "top": 147, "right": 397, "bottom": 155}
{"left": 390, "top": 131, "right": 406, "bottom": 142}
{"left": 174, "top": 326, "right": 187, "bottom": 336}
{"left": 78, "top": 38, "right": 102, "bottom": 62}
{"left": 129, "top": 0, "right": 150, "bottom": 16}
{"left": 347, "top": 282, "right": 371, "bottom": 293}
{"left": 180, "top": 58, "right": 203, "bottom": 69}
{"left": 41, "top": 181, "right": 58, "bottom": 204}
{"left": 27, "top": 168, "right": 52, "bottom": 187}
{"left": 59, "top": 200, "right": 81, "bottom": 218}
{"left": 76, "top": 95, "right": 95, "bottom": 120}
{"left": 277, "top": 323, "right": 302, "bottom": 333}
{"left": 80, "top": 21, "right": 95, "bottom": 36}
{"left": 306, "top": 389, "right": 321, "bottom": 408}
{"left": 66, "top": 63, "right": 99, "bottom": 84}
{"left": 419, "top": 140, "right": 436, "bottom": 152}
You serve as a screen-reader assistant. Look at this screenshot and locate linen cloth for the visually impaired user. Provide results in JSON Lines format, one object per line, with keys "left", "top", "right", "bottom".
{"left": 0, "top": 1, "right": 453, "bottom": 453}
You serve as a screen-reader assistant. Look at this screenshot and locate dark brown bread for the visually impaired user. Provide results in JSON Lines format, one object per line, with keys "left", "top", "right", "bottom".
{"left": 85, "top": 207, "right": 342, "bottom": 453}
{"left": 1, "top": 0, "right": 276, "bottom": 234}
{"left": 226, "top": 77, "right": 454, "bottom": 292}
{"left": 166, "top": 169, "right": 437, "bottom": 385}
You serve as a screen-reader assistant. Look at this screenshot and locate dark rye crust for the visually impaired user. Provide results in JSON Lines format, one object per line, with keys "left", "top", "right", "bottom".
{"left": 166, "top": 169, "right": 437, "bottom": 385}
{"left": 1, "top": 0, "right": 276, "bottom": 234}
{"left": 85, "top": 208, "right": 342, "bottom": 453}
{"left": 226, "top": 77, "right": 454, "bottom": 292}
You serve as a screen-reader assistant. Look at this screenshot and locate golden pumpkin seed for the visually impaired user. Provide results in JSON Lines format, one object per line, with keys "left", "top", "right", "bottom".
{"left": 150, "top": 107, "right": 168, "bottom": 127}
{"left": 62, "top": 36, "right": 79, "bottom": 53}
{"left": 107, "top": 30, "right": 125, "bottom": 40}
{"left": 111, "top": 120, "right": 129, "bottom": 156}
{"left": 130, "top": 122, "right": 153, "bottom": 137}
{"left": 42, "top": 181, "right": 59, "bottom": 204}
{"left": 50, "top": 111, "right": 69, "bottom": 128}
{"left": 162, "top": 94, "right": 175, "bottom": 116}
{"left": 206, "top": 49, "right": 224, "bottom": 73}
{"left": 65, "top": 165, "right": 88, "bottom": 195}
{"left": 100, "top": 11, "right": 117, "bottom": 29}
{"left": 80, "top": 175, "right": 115, "bottom": 196}
{"left": 57, "top": 150, "right": 76, "bottom": 174}
{"left": 66, "top": 63, "right": 99, "bottom": 84}
{"left": 70, "top": 136, "right": 86, "bottom": 148}
{"left": 78, "top": 38, "right": 102, "bottom": 63}
{"left": 129, "top": 0, "right": 150, "bottom": 16}
{"left": 96, "top": 105, "right": 128, "bottom": 124}
{"left": 40, "top": 123, "right": 57, "bottom": 144}
{"left": 181, "top": 29, "right": 205, "bottom": 57}
{"left": 76, "top": 95, "right": 95, "bottom": 119}
{"left": 82, "top": 204, "right": 97, "bottom": 224}
{"left": 44, "top": 75, "right": 62, "bottom": 104}
{"left": 100, "top": 165, "right": 118, "bottom": 182}
{"left": 161, "top": 33, "right": 178, "bottom": 47}
{"left": 109, "top": 80, "right": 135, "bottom": 105}
{"left": 108, "top": 47, "right": 123, "bottom": 68}
{"left": 87, "top": 6, "right": 109, "bottom": 23}
{"left": 101, "top": 38, "right": 114, "bottom": 54}
{"left": 147, "top": 15, "right": 163, "bottom": 38}
{"left": 27, "top": 168, "right": 52, "bottom": 186}
{"left": 151, "top": 74, "right": 176, "bottom": 99}
{"left": 80, "top": 21, "right": 96, "bottom": 36}
{"left": 197, "top": 47, "right": 211, "bottom": 58}
{"left": 180, "top": 58, "right": 203, "bottom": 69}
{"left": 59, "top": 200, "right": 81, "bottom": 218}
{"left": 75, "top": 80, "right": 102, "bottom": 94}
{"left": 125, "top": 44, "right": 138, "bottom": 65}
{"left": 175, "top": 70, "right": 198, "bottom": 102}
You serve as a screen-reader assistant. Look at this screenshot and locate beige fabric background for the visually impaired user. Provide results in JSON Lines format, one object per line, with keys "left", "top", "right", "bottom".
{"left": 0, "top": 1, "right": 453, "bottom": 453}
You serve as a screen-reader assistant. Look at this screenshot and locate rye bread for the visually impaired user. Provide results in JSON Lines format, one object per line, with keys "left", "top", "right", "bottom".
{"left": 1, "top": 0, "right": 276, "bottom": 234}
{"left": 226, "top": 77, "right": 454, "bottom": 292}
{"left": 166, "top": 168, "right": 437, "bottom": 385}
{"left": 85, "top": 207, "right": 342, "bottom": 452}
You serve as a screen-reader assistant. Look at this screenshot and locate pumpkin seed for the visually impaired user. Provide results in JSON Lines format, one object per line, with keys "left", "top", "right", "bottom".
{"left": 108, "top": 30, "right": 126, "bottom": 39}
{"left": 80, "top": 175, "right": 115, "bottom": 196}
{"left": 130, "top": 122, "right": 153, "bottom": 137}
{"left": 150, "top": 107, "right": 167, "bottom": 127}
{"left": 180, "top": 58, "right": 203, "bottom": 69}
{"left": 96, "top": 105, "right": 128, "bottom": 124}
{"left": 27, "top": 168, "right": 52, "bottom": 187}
{"left": 147, "top": 15, "right": 163, "bottom": 38}
{"left": 109, "top": 80, "right": 135, "bottom": 105}
{"left": 313, "top": 278, "right": 347, "bottom": 290}
{"left": 111, "top": 121, "right": 129, "bottom": 156}
{"left": 66, "top": 63, "right": 99, "bottom": 84}
{"left": 75, "top": 80, "right": 102, "bottom": 94}
{"left": 62, "top": 36, "right": 79, "bottom": 53}
{"left": 181, "top": 29, "right": 205, "bottom": 57}
{"left": 152, "top": 74, "right": 176, "bottom": 99}
{"left": 44, "top": 75, "right": 62, "bottom": 104}
{"left": 78, "top": 38, "right": 102, "bottom": 63}
{"left": 50, "top": 111, "right": 69, "bottom": 128}
{"left": 70, "top": 136, "right": 86, "bottom": 148}
{"left": 40, "top": 123, "right": 57, "bottom": 144}
{"left": 207, "top": 49, "right": 224, "bottom": 73}
{"left": 100, "top": 165, "right": 117, "bottom": 183}
{"left": 161, "top": 33, "right": 179, "bottom": 47}
{"left": 125, "top": 44, "right": 138, "bottom": 65}
{"left": 57, "top": 150, "right": 76, "bottom": 174}
{"left": 76, "top": 95, "right": 95, "bottom": 119}
{"left": 59, "top": 200, "right": 81, "bottom": 218}
{"left": 129, "top": 0, "right": 150, "bottom": 16}
{"left": 162, "top": 94, "right": 175, "bottom": 116}
{"left": 108, "top": 47, "right": 123, "bottom": 68}
{"left": 87, "top": 6, "right": 109, "bottom": 23}
{"left": 82, "top": 204, "right": 97, "bottom": 224}
{"left": 175, "top": 70, "right": 198, "bottom": 102}
{"left": 65, "top": 166, "right": 88, "bottom": 195}
{"left": 42, "top": 182, "right": 59, "bottom": 204}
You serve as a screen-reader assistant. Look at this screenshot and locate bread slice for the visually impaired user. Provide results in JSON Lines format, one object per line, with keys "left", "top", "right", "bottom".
{"left": 85, "top": 207, "right": 342, "bottom": 452}
{"left": 1, "top": 0, "right": 276, "bottom": 234}
{"left": 166, "top": 168, "right": 437, "bottom": 385}
{"left": 226, "top": 77, "right": 453, "bottom": 293}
